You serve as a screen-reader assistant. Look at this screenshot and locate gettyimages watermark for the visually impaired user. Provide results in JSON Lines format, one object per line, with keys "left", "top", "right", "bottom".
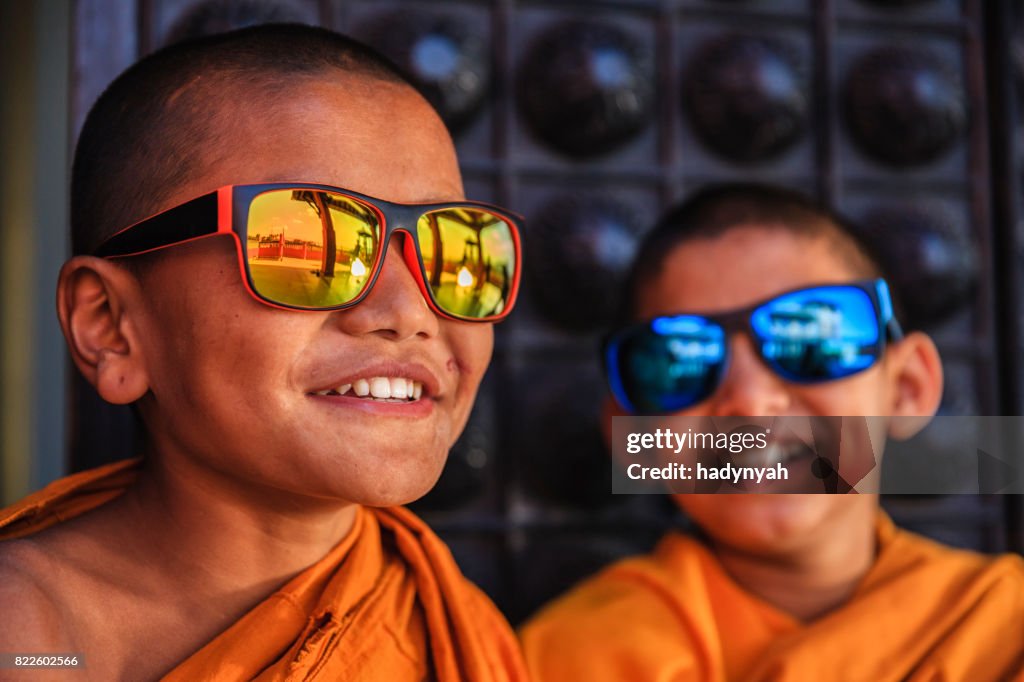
{"left": 611, "top": 416, "right": 1024, "bottom": 494}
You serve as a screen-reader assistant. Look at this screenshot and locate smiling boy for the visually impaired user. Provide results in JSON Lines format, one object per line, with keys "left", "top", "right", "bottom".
{"left": 521, "top": 183, "right": 1024, "bottom": 681}
{"left": 0, "top": 24, "right": 526, "bottom": 681}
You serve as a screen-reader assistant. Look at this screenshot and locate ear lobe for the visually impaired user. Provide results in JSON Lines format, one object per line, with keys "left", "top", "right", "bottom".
{"left": 57, "top": 257, "right": 150, "bottom": 405}
{"left": 885, "top": 331, "right": 944, "bottom": 440}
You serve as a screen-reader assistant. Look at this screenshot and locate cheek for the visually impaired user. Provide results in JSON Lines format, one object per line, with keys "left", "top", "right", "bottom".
{"left": 791, "top": 366, "right": 891, "bottom": 417}
{"left": 139, "top": 265, "right": 310, "bottom": 408}
{"left": 446, "top": 323, "right": 494, "bottom": 390}
{"left": 441, "top": 323, "right": 493, "bottom": 440}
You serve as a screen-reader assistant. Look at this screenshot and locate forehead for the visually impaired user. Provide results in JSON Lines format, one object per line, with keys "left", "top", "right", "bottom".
{"left": 164, "top": 75, "right": 463, "bottom": 209}
{"left": 635, "top": 224, "right": 860, "bottom": 319}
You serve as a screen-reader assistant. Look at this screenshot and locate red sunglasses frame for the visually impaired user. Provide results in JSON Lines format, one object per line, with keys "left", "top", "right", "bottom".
{"left": 92, "top": 182, "right": 524, "bottom": 322}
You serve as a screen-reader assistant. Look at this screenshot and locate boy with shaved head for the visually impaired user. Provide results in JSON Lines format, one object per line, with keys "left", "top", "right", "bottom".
{"left": 522, "top": 183, "right": 1024, "bottom": 681}
{"left": 0, "top": 24, "right": 526, "bottom": 680}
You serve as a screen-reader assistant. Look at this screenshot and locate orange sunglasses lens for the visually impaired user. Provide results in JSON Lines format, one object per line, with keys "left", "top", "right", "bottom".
{"left": 245, "top": 189, "right": 382, "bottom": 309}
{"left": 245, "top": 189, "right": 518, "bottom": 318}
{"left": 416, "top": 208, "right": 518, "bottom": 319}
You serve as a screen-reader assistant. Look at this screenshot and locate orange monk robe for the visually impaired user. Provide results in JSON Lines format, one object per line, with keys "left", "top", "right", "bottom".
{"left": 521, "top": 515, "right": 1024, "bottom": 682}
{"left": 0, "top": 459, "right": 529, "bottom": 682}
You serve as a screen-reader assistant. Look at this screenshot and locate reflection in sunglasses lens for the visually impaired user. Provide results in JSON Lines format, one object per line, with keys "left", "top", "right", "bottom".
{"left": 247, "top": 190, "right": 381, "bottom": 309}
{"left": 622, "top": 319, "right": 726, "bottom": 413}
{"left": 751, "top": 287, "right": 880, "bottom": 381}
{"left": 417, "top": 208, "right": 517, "bottom": 319}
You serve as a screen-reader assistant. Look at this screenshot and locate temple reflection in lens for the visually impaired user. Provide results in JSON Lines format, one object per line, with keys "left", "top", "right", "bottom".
{"left": 751, "top": 286, "right": 879, "bottom": 380}
{"left": 246, "top": 190, "right": 381, "bottom": 308}
{"left": 417, "top": 208, "right": 516, "bottom": 318}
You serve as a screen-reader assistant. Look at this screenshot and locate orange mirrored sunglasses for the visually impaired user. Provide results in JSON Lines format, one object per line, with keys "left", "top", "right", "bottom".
{"left": 93, "top": 183, "right": 523, "bottom": 322}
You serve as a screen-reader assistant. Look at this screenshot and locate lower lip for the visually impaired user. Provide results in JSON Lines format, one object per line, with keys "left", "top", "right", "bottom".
{"left": 307, "top": 393, "right": 435, "bottom": 418}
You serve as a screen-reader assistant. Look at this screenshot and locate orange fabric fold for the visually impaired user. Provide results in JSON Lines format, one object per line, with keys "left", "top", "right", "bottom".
{"left": 521, "top": 515, "right": 1024, "bottom": 682}
{"left": 1, "top": 460, "right": 529, "bottom": 682}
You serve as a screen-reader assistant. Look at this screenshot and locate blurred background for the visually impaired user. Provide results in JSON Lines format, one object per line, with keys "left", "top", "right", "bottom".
{"left": 1, "top": 0, "right": 1022, "bottom": 624}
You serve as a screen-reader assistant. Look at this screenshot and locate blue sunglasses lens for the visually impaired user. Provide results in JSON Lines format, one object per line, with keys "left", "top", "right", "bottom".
{"left": 610, "top": 315, "right": 726, "bottom": 412}
{"left": 750, "top": 285, "right": 882, "bottom": 382}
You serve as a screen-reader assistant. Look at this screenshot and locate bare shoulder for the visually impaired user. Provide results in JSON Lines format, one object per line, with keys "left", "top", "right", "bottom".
{"left": 0, "top": 540, "right": 76, "bottom": 650}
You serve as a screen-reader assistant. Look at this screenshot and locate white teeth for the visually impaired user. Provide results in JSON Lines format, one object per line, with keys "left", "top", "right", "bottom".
{"left": 729, "top": 443, "right": 805, "bottom": 468}
{"left": 390, "top": 377, "right": 408, "bottom": 399}
{"left": 315, "top": 377, "right": 424, "bottom": 401}
{"left": 731, "top": 447, "right": 774, "bottom": 468}
{"left": 765, "top": 445, "right": 785, "bottom": 466}
{"left": 369, "top": 377, "right": 391, "bottom": 399}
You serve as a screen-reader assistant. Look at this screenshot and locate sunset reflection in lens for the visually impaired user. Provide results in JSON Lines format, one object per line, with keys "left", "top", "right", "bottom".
{"left": 417, "top": 208, "right": 516, "bottom": 319}
{"left": 246, "top": 190, "right": 381, "bottom": 308}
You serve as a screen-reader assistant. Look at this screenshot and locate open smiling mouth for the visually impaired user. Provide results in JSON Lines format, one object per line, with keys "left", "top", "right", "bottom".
{"left": 720, "top": 439, "right": 817, "bottom": 469}
{"left": 311, "top": 377, "right": 424, "bottom": 403}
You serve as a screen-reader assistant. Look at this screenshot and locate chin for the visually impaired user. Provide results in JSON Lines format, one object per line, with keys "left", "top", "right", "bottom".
{"left": 344, "top": 460, "right": 448, "bottom": 509}
{"left": 354, "top": 484, "right": 435, "bottom": 508}
{"left": 287, "top": 435, "right": 451, "bottom": 507}
{"left": 675, "top": 494, "right": 839, "bottom": 553}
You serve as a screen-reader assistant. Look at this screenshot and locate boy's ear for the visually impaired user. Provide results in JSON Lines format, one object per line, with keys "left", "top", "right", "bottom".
{"left": 56, "top": 257, "right": 150, "bottom": 405}
{"left": 884, "top": 331, "right": 944, "bottom": 440}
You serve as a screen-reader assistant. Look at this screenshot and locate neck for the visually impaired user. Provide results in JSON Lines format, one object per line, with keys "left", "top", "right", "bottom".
{"left": 712, "top": 501, "right": 878, "bottom": 621}
{"left": 92, "top": 452, "right": 358, "bottom": 615}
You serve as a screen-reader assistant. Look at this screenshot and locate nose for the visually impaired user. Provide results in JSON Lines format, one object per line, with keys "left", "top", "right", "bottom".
{"left": 332, "top": 234, "right": 440, "bottom": 340}
{"left": 705, "top": 333, "right": 791, "bottom": 416}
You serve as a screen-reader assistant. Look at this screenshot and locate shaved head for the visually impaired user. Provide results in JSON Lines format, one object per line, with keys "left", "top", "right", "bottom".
{"left": 71, "top": 23, "right": 416, "bottom": 255}
{"left": 620, "top": 182, "right": 899, "bottom": 323}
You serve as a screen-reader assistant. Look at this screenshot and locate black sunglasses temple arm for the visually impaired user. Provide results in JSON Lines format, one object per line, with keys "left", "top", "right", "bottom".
{"left": 93, "top": 191, "right": 221, "bottom": 257}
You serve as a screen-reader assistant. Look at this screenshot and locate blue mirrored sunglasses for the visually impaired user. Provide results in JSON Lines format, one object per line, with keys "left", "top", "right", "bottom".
{"left": 603, "top": 280, "right": 904, "bottom": 414}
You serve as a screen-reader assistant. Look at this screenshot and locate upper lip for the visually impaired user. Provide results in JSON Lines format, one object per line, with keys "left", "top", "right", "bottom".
{"left": 306, "top": 361, "right": 441, "bottom": 399}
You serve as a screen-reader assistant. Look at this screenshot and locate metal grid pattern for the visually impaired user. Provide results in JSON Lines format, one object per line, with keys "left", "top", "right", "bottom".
{"left": 70, "top": 0, "right": 1021, "bottom": 622}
